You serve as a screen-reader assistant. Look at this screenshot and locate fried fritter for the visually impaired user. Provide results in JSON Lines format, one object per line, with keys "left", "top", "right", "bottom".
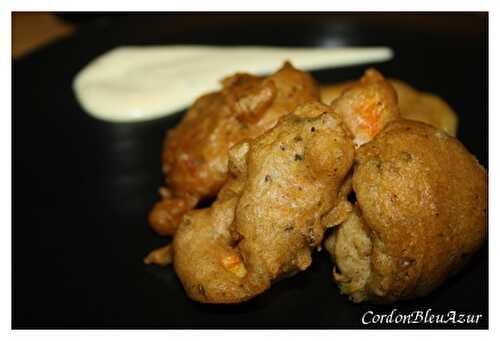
{"left": 320, "top": 79, "right": 458, "bottom": 136}
{"left": 149, "top": 62, "right": 320, "bottom": 236}
{"left": 329, "top": 69, "right": 399, "bottom": 147}
{"left": 145, "top": 68, "right": 400, "bottom": 267}
{"left": 173, "top": 102, "right": 355, "bottom": 303}
{"left": 325, "top": 119, "right": 486, "bottom": 303}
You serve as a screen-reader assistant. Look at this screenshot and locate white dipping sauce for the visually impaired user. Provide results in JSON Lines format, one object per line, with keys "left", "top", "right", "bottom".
{"left": 73, "top": 46, "right": 393, "bottom": 122}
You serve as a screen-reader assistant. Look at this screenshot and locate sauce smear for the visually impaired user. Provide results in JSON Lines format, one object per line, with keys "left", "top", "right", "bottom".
{"left": 73, "top": 45, "right": 393, "bottom": 122}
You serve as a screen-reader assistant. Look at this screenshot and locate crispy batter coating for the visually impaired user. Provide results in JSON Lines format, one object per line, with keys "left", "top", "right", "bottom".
{"left": 149, "top": 62, "right": 320, "bottom": 235}
{"left": 146, "top": 65, "right": 486, "bottom": 304}
{"left": 144, "top": 243, "right": 173, "bottom": 266}
{"left": 320, "top": 78, "right": 458, "bottom": 136}
{"left": 324, "top": 206, "right": 372, "bottom": 303}
{"left": 145, "top": 69, "right": 400, "bottom": 268}
{"left": 330, "top": 69, "right": 399, "bottom": 148}
{"left": 173, "top": 102, "right": 355, "bottom": 303}
{"left": 326, "top": 119, "right": 486, "bottom": 303}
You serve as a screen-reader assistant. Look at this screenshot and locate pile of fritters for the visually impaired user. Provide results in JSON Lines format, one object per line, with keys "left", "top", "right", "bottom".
{"left": 149, "top": 62, "right": 319, "bottom": 236}
{"left": 146, "top": 63, "right": 486, "bottom": 304}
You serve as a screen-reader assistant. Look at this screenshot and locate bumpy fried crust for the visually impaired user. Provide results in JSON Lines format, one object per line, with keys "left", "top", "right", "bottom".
{"left": 146, "top": 69, "right": 399, "bottom": 267}
{"left": 173, "top": 102, "right": 354, "bottom": 303}
{"left": 320, "top": 79, "right": 458, "bottom": 136}
{"left": 390, "top": 80, "right": 458, "bottom": 136}
{"left": 149, "top": 62, "right": 320, "bottom": 235}
{"left": 328, "top": 119, "right": 486, "bottom": 303}
{"left": 330, "top": 70, "right": 399, "bottom": 148}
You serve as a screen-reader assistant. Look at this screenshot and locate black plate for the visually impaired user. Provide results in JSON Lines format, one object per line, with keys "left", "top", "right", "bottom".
{"left": 13, "top": 14, "right": 488, "bottom": 329}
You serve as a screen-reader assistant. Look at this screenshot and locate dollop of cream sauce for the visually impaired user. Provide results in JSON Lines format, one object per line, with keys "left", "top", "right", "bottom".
{"left": 73, "top": 45, "right": 393, "bottom": 122}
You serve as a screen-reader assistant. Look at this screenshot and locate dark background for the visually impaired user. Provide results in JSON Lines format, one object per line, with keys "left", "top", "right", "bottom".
{"left": 12, "top": 13, "right": 488, "bottom": 329}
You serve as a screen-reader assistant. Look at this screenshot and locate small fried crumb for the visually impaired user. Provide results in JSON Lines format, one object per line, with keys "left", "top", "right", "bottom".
{"left": 144, "top": 243, "right": 173, "bottom": 266}
{"left": 221, "top": 254, "right": 248, "bottom": 278}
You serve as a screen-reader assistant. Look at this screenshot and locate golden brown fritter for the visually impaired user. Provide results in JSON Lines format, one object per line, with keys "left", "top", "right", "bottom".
{"left": 143, "top": 243, "right": 173, "bottom": 267}
{"left": 326, "top": 119, "right": 486, "bottom": 303}
{"left": 149, "top": 62, "right": 320, "bottom": 236}
{"left": 320, "top": 78, "right": 458, "bottom": 136}
{"left": 320, "top": 81, "right": 355, "bottom": 103}
{"left": 324, "top": 206, "right": 372, "bottom": 303}
{"left": 329, "top": 69, "right": 399, "bottom": 148}
{"left": 173, "top": 102, "right": 355, "bottom": 303}
{"left": 145, "top": 68, "right": 400, "bottom": 268}
{"left": 390, "top": 80, "right": 458, "bottom": 136}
